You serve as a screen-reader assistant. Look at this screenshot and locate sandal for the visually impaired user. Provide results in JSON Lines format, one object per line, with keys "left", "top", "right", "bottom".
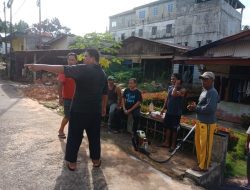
{"left": 58, "top": 133, "right": 66, "bottom": 139}
{"left": 92, "top": 160, "right": 102, "bottom": 168}
{"left": 191, "top": 166, "right": 208, "bottom": 172}
{"left": 66, "top": 162, "right": 76, "bottom": 171}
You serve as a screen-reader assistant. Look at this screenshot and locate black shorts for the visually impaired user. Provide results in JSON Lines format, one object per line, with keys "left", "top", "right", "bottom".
{"left": 163, "top": 114, "right": 181, "bottom": 131}
{"left": 64, "top": 99, "right": 72, "bottom": 119}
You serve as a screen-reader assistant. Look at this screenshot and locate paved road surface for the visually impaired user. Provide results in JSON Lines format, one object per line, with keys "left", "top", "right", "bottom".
{"left": 0, "top": 80, "right": 203, "bottom": 190}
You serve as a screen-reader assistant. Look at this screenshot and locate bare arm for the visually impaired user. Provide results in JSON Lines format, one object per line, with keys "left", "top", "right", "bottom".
{"left": 25, "top": 64, "right": 64, "bottom": 74}
{"left": 160, "top": 96, "right": 168, "bottom": 114}
{"left": 116, "top": 87, "right": 122, "bottom": 107}
{"left": 122, "top": 97, "right": 126, "bottom": 110}
{"left": 102, "top": 95, "right": 108, "bottom": 117}
{"left": 127, "top": 101, "right": 141, "bottom": 113}
{"left": 172, "top": 80, "right": 186, "bottom": 97}
{"left": 58, "top": 81, "right": 63, "bottom": 105}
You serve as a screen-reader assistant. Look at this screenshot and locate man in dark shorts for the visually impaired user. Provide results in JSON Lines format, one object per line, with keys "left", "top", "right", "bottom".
{"left": 25, "top": 48, "right": 108, "bottom": 170}
{"left": 122, "top": 78, "right": 142, "bottom": 150}
{"left": 160, "top": 73, "right": 186, "bottom": 152}
{"left": 57, "top": 53, "right": 77, "bottom": 139}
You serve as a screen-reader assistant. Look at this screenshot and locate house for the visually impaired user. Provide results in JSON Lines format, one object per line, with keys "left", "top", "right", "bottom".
{"left": 174, "top": 29, "right": 250, "bottom": 123}
{"left": 118, "top": 36, "right": 192, "bottom": 80}
{"left": 44, "top": 34, "right": 76, "bottom": 50}
{"left": 109, "top": 0, "right": 244, "bottom": 48}
{"left": 4, "top": 31, "right": 52, "bottom": 52}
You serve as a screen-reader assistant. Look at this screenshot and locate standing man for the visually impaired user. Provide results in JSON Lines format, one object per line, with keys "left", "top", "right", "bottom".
{"left": 187, "top": 71, "right": 219, "bottom": 172}
{"left": 25, "top": 48, "right": 108, "bottom": 170}
{"left": 122, "top": 78, "right": 142, "bottom": 150}
{"left": 160, "top": 73, "right": 186, "bottom": 152}
{"left": 58, "top": 53, "right": 77, "bottom": 139}
{"left": 107, "top": 76, "right": 122, "bottom": 132}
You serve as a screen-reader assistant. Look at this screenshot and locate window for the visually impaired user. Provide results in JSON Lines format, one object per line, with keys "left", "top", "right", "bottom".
{"left": 131, "top": 31, "right": 135, "bottom": 36}
{"left": 184, "top": 42, "right": 188, "bottom": 46}
{"left": 197, "top": 41, "right": 201, "bottom": 47}
{"left": 152, "top": 26, "right": 157, "bottom": 35}
{"left": 167, "top": 3, "right": 174, "bottom": 13}
{"left": 206, "top": 40, "right": 212, "bottom": 44}
{"left": 166, "top": 24, "right": 172, "bottom": 33}
{"left": 111, "top": 21, "right": 116, "bottom": 28}
{"left": 152, "top": 6, "right": 158, "bottom": 16}
{"left": 121, "top": 33, "right": 125, "bottom": 40}
{"left": 139, "top": 29, "right": 143, "bottom": 37}
{"left": 139, "top": 10, "right": 146, "bottom": 19}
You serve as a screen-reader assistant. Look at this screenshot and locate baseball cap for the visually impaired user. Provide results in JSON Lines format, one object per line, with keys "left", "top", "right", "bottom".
{"left": 199, "top": 72, "right": 215, "bottom": 80}
{"left": 107, "top": 75, "right": 115, "bottom": 80}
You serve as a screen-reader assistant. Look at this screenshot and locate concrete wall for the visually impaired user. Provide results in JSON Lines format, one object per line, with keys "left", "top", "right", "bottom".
{"left": 216, "top": 101, "right": 250, "bottom": 123}
{"left": 110, "top": 0, "right": 243, "bottom": 47}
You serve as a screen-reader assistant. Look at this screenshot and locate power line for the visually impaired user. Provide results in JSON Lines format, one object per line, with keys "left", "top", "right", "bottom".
{"left": 13, "top": 0, "right": 26, "bottom": 16}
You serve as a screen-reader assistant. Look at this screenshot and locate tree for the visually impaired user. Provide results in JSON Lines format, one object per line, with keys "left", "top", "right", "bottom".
{"left": 242, "top": 25, "right": 249, "bottom": 31}
{"left": 70, "top": 32, "right": 122, "bottom": 68}
{"left": 0, "top": 19, "right": 10, "bottom": 33}
{"left": 32, "top": 17, "right": 70, "bottom": 37}
{"left": 13, "top": 20, "right": 29, "bottom": 33}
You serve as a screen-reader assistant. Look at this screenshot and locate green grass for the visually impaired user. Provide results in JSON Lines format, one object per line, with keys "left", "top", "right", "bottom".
{"left": 225, "top": 131, "right": 247, "bottom": 177}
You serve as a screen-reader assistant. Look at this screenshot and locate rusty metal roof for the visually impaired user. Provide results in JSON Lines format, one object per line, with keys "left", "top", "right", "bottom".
{"left": 122, "top": 36, "right": 193, "bottom": 51}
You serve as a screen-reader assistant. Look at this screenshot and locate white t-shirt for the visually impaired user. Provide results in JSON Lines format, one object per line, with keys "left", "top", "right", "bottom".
{"left": 247, "top": 126, "right": 250, "bottom": 135}
{"left": 247, "top": 126, "right": 250, "bottom": 151}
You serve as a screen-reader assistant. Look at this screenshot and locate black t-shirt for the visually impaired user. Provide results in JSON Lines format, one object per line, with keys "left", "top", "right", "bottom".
{"left": 123, "top": 88, "right": 142, "bottom": 110}
{"left": 64, "top": 64, "right": 108, "bottom": 114}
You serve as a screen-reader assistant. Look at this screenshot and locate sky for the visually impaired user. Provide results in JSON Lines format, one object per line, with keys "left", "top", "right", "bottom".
{"left": 1, "top": 0, "right": 250, "bottom": 36}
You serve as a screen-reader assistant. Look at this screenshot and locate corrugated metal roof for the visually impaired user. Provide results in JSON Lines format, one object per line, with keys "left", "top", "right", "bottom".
{"left": 122, "top": 36, "right": 192, "bottom": 51}
{"left": 205, "top": 39, "right": 250, "bottom": 58}
{"left": 186, "top": 30, "right": 250, "bottom": 56}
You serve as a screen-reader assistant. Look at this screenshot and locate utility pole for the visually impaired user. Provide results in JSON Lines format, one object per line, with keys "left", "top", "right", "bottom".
{"left": 37, "top": 0, "right": 41, "bottom": 48}
{"left": 3, "top": 2, "right": 7, "bottom": 55}
{"left": 7, "top": 0, "right": 13, "bottom": 79}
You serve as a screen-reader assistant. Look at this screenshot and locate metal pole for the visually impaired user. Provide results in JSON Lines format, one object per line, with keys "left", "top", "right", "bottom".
{"left": 38, "top": 0, "right": 42, "bottom": 48}
{"left": 3, "top": 2, "right": 7, "bottom": 55}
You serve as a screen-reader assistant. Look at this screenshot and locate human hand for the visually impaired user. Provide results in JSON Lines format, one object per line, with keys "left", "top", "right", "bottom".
{"left": 175, "top": 80, "right": 181, "bottom": 87}
{"left": 124, "top": 109, "right": 129, "bottom": 115}
{"left": 24, "top": 64, "right": 41, "bottom": 72}
{"left": 102, "top": 107, "right": 106, "bottom": 117}
{"left": 59, "top": 97, "right": 63, "bottom": 106}
{"left": 187, "top": 101, "right": 196, "bottom": 111}
{"left": 160, "top": 109, "right": 165, "bottom": 115}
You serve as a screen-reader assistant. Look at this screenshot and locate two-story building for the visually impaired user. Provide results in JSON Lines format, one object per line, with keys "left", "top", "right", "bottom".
{"left": 109, "top": 0, "right": 244, "bottom": 48}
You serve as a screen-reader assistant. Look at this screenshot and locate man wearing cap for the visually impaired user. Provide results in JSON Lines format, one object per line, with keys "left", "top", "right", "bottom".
{"left": 187, "top": 71, "right": 219, "bottom": 172}
{"left": 107, "top": 76, "right": 122, "bottom": 132}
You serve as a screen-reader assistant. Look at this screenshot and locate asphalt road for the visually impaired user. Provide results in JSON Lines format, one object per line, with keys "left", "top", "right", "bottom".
{"left": 0, "top": 80, "right": 203, "bottom": 190}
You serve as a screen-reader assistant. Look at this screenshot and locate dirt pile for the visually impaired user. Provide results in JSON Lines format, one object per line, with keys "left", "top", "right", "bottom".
{"left": 21, "top": 84, "right": 58, "bottom": 101}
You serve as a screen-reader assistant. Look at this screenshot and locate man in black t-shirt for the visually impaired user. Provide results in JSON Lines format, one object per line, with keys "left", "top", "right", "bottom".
{"left": 122, "top": 78, "right": 142, "bottom": 150}
{"left": 25, "top": 48, "right": 108, "bottom": 170}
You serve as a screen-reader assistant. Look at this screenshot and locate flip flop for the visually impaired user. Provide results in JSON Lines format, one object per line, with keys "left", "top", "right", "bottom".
{"left": 58, "top": 134, "right": 66, "bottom": 139}
{"left": 191, "top": 166, "right": 208, "bottom": 172}
{"left": 93, "top": 160, "right": 102, "bottom": 168}
{"left": 66, "top": 162, "right": 76, "bottom": 171}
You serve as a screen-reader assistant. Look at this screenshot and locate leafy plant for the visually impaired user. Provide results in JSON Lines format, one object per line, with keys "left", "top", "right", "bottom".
{"left": 70, "top": 32, "right": 123, "bottom": 68}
